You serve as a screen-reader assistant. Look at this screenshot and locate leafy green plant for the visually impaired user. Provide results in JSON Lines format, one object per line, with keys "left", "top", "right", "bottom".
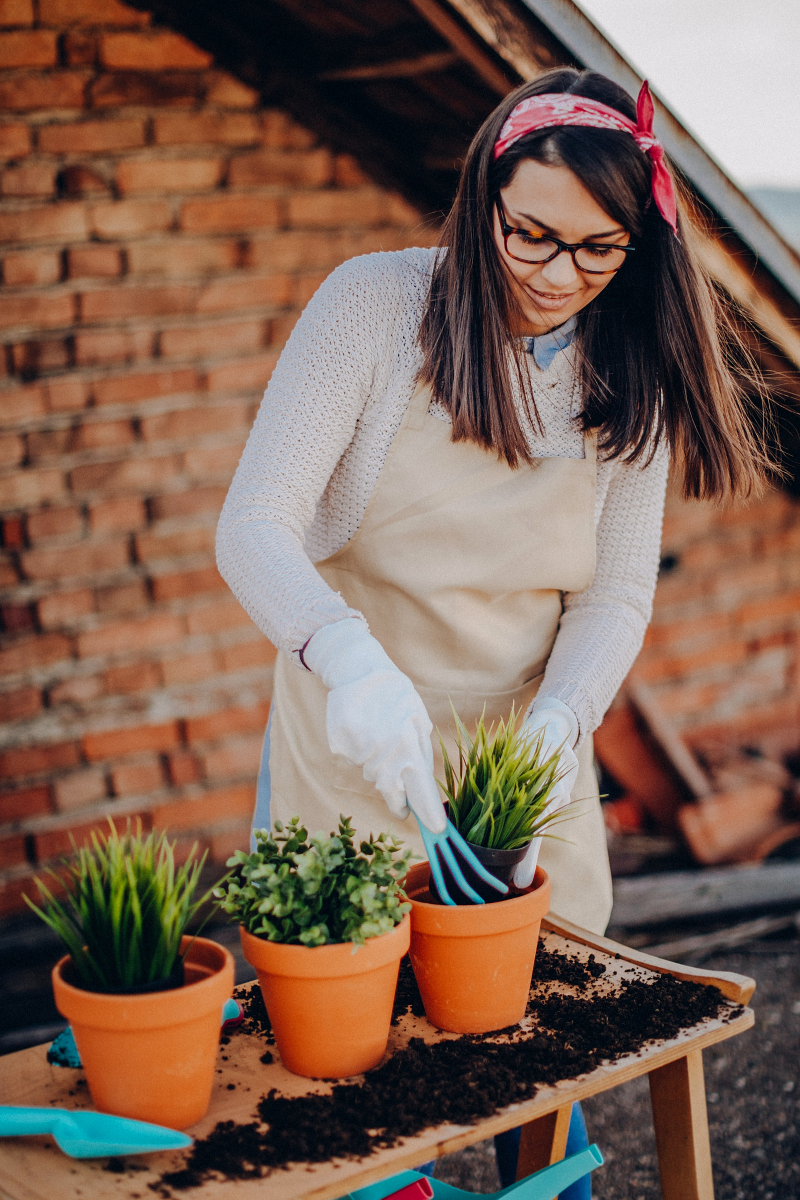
{"left": 25, "top": 820, "right": 218, "bottom": 993}
{"left": 439, "top": 706, "right": 582, "bottom": 850}
{"left": 215, "top": 815, "right": 412, "bottom": 947}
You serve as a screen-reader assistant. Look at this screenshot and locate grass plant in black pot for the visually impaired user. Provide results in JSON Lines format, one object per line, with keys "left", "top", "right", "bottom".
{"left": 435, "top": 706, "right": 581, "bottom": 903}
{"left": 25, "top": 819, "right": 234, "bottom": 1129}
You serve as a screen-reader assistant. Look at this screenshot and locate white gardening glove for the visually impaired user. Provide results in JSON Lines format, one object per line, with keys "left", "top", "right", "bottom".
{"left": 513, "top": 697, "right": 580, "bottom": 889}
{"left": 303, "top": 618, "right": 446, "bottom": 834}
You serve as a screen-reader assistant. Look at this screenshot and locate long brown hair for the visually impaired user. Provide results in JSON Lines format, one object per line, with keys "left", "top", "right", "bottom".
{"left": 417, "top": 68, "right": 772, "bottom": 500}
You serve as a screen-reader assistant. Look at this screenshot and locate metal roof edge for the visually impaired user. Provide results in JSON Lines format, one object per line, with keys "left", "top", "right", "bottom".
{"left": 518, "top": 0, "right": 800, "bottom": 307}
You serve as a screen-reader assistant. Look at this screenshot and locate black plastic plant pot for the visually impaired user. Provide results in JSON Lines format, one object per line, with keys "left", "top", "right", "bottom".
{"left": 429, "top": 840, "right": 531, "bottom": 905}
{"left": 63, "top": 958, "right": 185, "bottom": 995}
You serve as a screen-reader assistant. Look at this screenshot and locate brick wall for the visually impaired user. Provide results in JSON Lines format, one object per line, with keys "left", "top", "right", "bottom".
{"left": 0, "top": 0, "right": 434, "bottom": 913}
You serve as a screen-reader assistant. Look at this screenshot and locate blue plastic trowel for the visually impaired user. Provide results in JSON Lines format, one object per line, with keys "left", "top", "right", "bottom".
{"left": 0, "top": 1106, "right": 192, "bottom": 1158}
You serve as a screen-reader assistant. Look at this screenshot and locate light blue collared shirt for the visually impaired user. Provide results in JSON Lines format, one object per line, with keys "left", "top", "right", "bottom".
{"left": 523, "top": 314, "right": 577, "bottom": 370}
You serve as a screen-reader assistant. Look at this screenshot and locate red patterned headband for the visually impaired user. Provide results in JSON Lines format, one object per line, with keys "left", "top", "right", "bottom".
{"left": 494, "top": 81, "right": 678, "bottom": 237}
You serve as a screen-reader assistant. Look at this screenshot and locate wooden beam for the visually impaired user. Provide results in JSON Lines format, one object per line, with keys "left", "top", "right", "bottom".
{"left": 444, "top": 0, "right": 566, "bottom": 80}
{"left": 649, "top": 1052, "right": 715, "bottom": 1200}
{"left": 405, "top": 0, "right": 516, "bottom": 95}
{"left": 516, "top": 1104, "right": 572, "bottom": 1178}
{"left": 319, "top": 50, "right": 459, "bottom": 81}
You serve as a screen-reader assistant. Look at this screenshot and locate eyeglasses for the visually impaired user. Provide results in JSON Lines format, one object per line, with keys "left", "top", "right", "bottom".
{"left": 496, "top": 198, "right": 635, "bottom": 275}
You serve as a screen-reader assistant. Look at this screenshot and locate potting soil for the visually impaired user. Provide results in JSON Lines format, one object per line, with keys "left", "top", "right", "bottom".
{"left": 154, "top": 942, "right": 741, "bottom": 1193}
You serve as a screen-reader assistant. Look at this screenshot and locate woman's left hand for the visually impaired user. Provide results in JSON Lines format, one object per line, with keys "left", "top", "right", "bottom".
{"left": 513, "top": 697, "right": 580, "bottom": 888}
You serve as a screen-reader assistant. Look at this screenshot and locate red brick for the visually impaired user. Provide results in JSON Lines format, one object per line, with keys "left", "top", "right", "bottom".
{"left": 63, "top": 29, "right": 96, "bottom": 66}
{"left": 153, "top": 112, "right": 260, "bottom": 146}
{"left": 0, "top": 123, "right": 30, "bottom": 157}
{"left": 161, "top": 318, "right": 265, "bottom": 360}
{"left": 101, "top": 31, "right": 211, "bottom": 69}
{"left": 0, "top": 201, "right": 87, "bottom": 244}
{"left": 0, "top": 72, "right": 86, "bottom": 112}
{"left": 10, "top": 335, "right": 70, "bottom": 375}
{"left": 288, "top": 188, "right": 387, "bottom": 228}
{"left": 38, "top": 117, "right": 145, "bottom": 155}
{"left": 127, "top": 237, "right": 239, "bottom": 278}
{"left": 0, "top": 0, "right": 33, "bottom": 27}
{"left": 206, "top": 72, "right": 258, "bottom": 109}
{"left": 152, "top": 783, "right": 254, "bottom": 832}
{"left": 0, "top": 384, "right": 46, "bottom": 423}
{"left": 66, "top": 244, "right": 122, "bottom": 279}
{"left": 89, "top": 70, "right": 204, "bottom": 110}
{"left": 53, "top": 767, "right": 106, "bottom": 812}
{"left": 293, "top": 272, "right": 327, "bottom": 306}
{"left": 167, "top": 750, "right": 202, "bottom": 785}
{"left": 27, "top": 505, "right": 83, "bottom": 542}
{"left": 0, "top": 468, "right": 63, "bottom": 509}
{"left": 93, "top": 366, "right": 197, "bottom": 407}
{"left": 205, "top": 351, "right": 278, "bottom": 394}
{"left": 210, "top": 823, "right": 250, "bottom": 863}
{"left": 73, "top": 328, "right": 138, "bottom": 366}
{"left": 152, "top": 565, "right": 226, "bottom": 602}
{"left": 0, "top": 876, "right": 39, "bottom": 917}
{"left": 62, "top": 163, "right": 111, "bottom": 198}
{"left": 37, "top": 588, "right": 93, "bottom": 628}
{"left": 70, "top": 453, "right": 181, "bottom": 494}
{"left": 80, "top": 283, "right": 197, "bottom": 322}
{"left": 185, "top": 597, "right": 251, "bottom": 636}
{"left": 140, "top": 403, "right": 248, "bottom": 442}
{"left": 201, "top": 734, "right": 262, "bottom": 781}
{"left": 45, "top": 377, "right": 90, "bottom": 412}
{"left": 229, "top": 149, "right": 332, "bottom": 189}
{"left": 111, "top": 758, "right": 164, "bottom": 796}
{"left": 78, "top": 612, "right": 184, "bottom": 659}
{"left": 39, "top": 0, "right": 150, "bottom": 23}
{"left": 150, "top": 485, "right": 226, "bottom": 520}
{"left": 219, "top": 637, "right": 276, "bottom": 673}
{"left": 90, "top": 199, "right": 171, "bottom": 239}
{"left": 197, "top": 275, "right": 290, "bottom": 314}
{"left": 0, "top": 163, "right": 56, "bottom": 198}
{"left": 159, "top": 649, "right": 216, "bottom": 685}
{"left": 0, "top": 631, "right": 72, "bottom": 677}
{"left": 0, "top": 685, "right": 42, "bottom": 721}
{"left": 117, "top": 157, "right": 223, "bottom": 195}
{"left": 180, "top": 194, "right": 281, "bottom": 234}
{"left": 0, "top": 558, "right": 19, "bottom": 587}
{"left": 0, "top": 836, "right": 27, "bottom": 870}
{"left": 48, "top": 674, "right": 102, "bottom": 704}
{"left": 3, "top": 249, "right": 61, "bottom": 286}
{"left": 95, "top": 579, "right": 146, "bottom": 615}
{"left": 1, "top": 601, "right": 34, "bottom": 632}
{"left": 103, "top": 660, "right": 159, "bottom": 693}
{"left": 0, "top": 29, "right": 57, "bottom": 66}
{"left": 0, "top": 739, "right": 78, "bottom": 779}
{"left": 738, "top": 591, "right": 800, "bottom": 624}
{"left": 89, "top": 496, "right": 146, "bottom": 533}
{"left": 184, "top": 441, "right": 244, "bottom": 478}
{"left": 185, "top": 702, "right": 269, "bottom": 744}
{"left": 0, "top": 431, "right": 23, "bottom": 466}
{"left": 0, "top": 292, "right": 74, "bottom": 330}
{"left": 0, "top": 784, "right": 50, "bottom": 823}
{"left": 26, "top": 426, "right": 71, "bottom": 460}
{"left": 23, "top": 540, "right": 129, "bottom": 582}
{"left": 83, "top": 720, "right": 180, "bottom": 762}
{"left": 36, "top": 813, "right": 153, "bottom": 863}
{"left": 334, "top": 154, "right": 369, "bottom": 187}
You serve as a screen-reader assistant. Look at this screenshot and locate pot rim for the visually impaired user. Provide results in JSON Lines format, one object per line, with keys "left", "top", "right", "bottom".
{"left": 51, "top": 934, "right": 234, "bottom": 1028}
{"left": 405, "top": 861, "right": 550, "bottom": 935}
{"left": 239, "top": 911, "right": 411, "bottom": 978}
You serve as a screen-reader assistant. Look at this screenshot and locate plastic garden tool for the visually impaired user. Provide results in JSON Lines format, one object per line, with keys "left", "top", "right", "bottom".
{"left": 348, "top": 1145, "right": 603, "bottom": 1200}
{"left": 0, "top": 1107, "right": 192, "bottom": 1158}
{"left": 414, "top": 813, "right": 508, "bottom": 906}
{"left": 47, "top": 998, "right": 243, "bottom": 1069}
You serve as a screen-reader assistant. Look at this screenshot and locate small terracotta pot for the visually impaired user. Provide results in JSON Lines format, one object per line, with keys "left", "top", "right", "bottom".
{"left": 52, "top": 935, "right": 234, "bottom": 1130}
{"left": 405, "top": 860, "right": 550, "bottom": 1034}
{"left": 240, "top": 914, "right": 410, "bottom": 1078}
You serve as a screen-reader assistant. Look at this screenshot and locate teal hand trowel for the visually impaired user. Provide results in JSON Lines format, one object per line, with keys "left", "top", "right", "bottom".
{"left": 0, "top": 1106, "right": 192, "bottom": 1158}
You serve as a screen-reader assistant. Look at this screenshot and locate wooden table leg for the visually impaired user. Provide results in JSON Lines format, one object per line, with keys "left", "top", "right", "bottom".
{"left": 649, "top": 1050, "right": 715, "bottom": 1200}
{"left": 515, "top": 1104, "right": 572, "bottom": 1180}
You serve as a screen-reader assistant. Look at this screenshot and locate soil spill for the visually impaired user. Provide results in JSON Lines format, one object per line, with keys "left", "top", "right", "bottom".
{"left": 153, "top": 942, "right": 740, "bottom": 1193}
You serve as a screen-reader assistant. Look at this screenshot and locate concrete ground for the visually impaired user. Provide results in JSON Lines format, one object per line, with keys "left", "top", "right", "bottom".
{"left": 434, "top": 941, "right": 800, "bottom": 1200}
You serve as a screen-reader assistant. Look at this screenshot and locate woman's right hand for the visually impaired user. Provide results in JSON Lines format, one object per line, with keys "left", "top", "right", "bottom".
{"left": 303, "top": 618, "right": 447, "bottom": 834}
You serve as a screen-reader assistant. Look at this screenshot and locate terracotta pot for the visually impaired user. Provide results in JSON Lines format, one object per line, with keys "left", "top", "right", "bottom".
{"left": 52, "top": 935, "right": 234, "bottom": 1130}
{"left": 405, "top": 860, "right": 550, "bottom": 1034}
{"left": 240, "top": 914, "right": 410, "bottom": 1078}
{"left": 429, "top": 840, "right": 530, "bottom": 904}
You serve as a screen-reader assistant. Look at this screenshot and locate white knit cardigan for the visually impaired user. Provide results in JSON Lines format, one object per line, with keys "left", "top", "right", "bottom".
{"left": 216, "top": 247, "right": 669, "bottom": 738}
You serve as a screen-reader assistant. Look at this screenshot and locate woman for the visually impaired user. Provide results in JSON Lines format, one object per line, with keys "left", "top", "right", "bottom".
{"left": 217, "top": 67, "right": 767, "bottom": 1191}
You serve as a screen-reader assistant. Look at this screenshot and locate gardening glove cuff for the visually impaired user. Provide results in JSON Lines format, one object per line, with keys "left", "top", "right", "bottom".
{"left": 521, "top": 697, "right": 580, "bottom": 809}
{"left": 304, "top": 619, "right": 447, "bottom": 835}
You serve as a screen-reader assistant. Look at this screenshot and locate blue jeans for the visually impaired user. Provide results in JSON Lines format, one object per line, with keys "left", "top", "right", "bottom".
{"left": 255, "top": 719, "right": 590, "bottom": 1198}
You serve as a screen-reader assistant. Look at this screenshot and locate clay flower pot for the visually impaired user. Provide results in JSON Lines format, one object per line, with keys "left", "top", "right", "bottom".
{"left": 240, "top": 914, "right": 410, "bottom": 1078}
{"left": 52, "top": 935, "right": 234, "bottom": 1130}
{"left": 405, "top": 860, "right": 550, "bottom": 1034}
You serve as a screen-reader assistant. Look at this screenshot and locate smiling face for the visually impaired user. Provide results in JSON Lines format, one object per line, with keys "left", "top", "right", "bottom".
{"left": 493, "top": 157, "right": 632, "bottom": 337}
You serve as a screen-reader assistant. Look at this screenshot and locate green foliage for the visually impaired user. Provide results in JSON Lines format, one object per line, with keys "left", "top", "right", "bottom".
{"left": 439, "top": 705, "right": 581, "bottom": 850}
{"left": 214, "top": 815, "right": 413, "bottom": 947}
{"left": 25, "top": 820, "right": 217, "bottom": 993}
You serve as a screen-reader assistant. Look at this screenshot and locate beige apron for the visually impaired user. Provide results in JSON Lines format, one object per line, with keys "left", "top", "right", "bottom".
{"left": 269, "top": 382, "right": 613, "bottom": 934}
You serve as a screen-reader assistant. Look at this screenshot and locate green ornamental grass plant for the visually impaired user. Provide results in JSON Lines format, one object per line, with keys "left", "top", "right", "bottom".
{"left": 439, "top": 705, "right": 581, "bottom": 850}
{"left": 215, "top": 815, "right": 412, "bottom": 947}
{"left": 25, "top": 820, "right": 217, "bottom": 993}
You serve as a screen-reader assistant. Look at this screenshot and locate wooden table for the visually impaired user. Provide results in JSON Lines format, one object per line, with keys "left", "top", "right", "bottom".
{"left": 0, "top": 916, "right": 755, "bottom": 1200}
